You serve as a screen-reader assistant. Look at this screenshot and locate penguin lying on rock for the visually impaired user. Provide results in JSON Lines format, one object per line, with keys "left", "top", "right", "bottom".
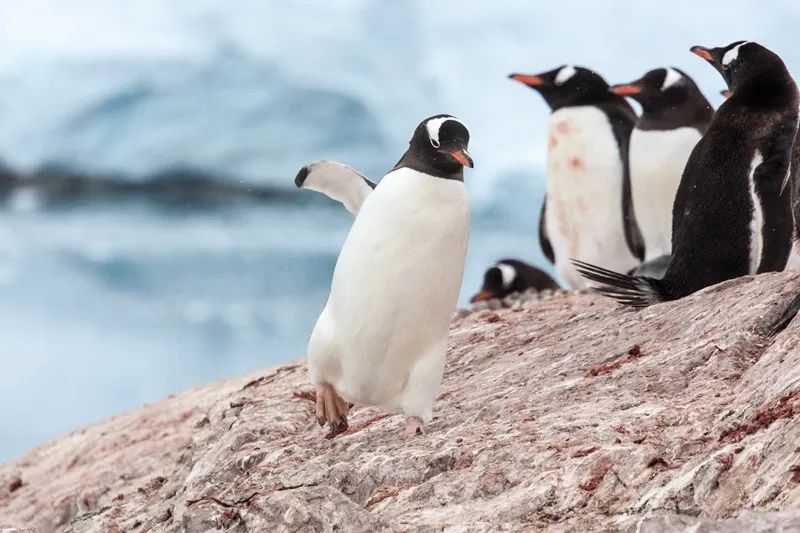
{"left": 574, "top": 41, "right": 799, "bottom": 307}
{"left": 296, "top": 115, "right": 473, "bottom": 436}
{"left": 471, "top": 259, "right": 560, "bottom": 303}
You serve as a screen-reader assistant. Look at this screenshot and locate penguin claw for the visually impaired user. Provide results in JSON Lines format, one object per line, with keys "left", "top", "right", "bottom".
{"left": 315, "top": 382, "right": 350, "bottom": 437}
{"left": 403, "top": 416, "right": 424, "bottom": 437}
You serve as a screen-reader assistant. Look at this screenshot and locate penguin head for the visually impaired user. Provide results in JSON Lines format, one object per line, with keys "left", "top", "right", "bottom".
{"left": 471, "top": 260, "right": 520, "bottom": 303}
{"left": 610, "top": 68, "right": 699, "bottom": 112}
{"left": 691, "top": 41, "right": 788, "bottom": 96}
{"left": 508, "top": 65, "right": 612, "bottom": 110}
{"left": 401, "top": 115, "right": 473, "bottom": 177}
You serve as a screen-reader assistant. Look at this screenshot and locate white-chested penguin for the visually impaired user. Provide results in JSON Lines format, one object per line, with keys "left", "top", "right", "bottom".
{"left": 611, "top": 68, "right": 714, "bottom": 261}
{"left": 508, "top": 66, "right": 644, "bottom": 289}
{"left": 470, "top": 259, "right": 560, "bottom": 303}
{"left": 299, "top": 114, "right": 473, "bottom": 436}
{"left": 574, "top": 41, "right": 799, "bottom": 307}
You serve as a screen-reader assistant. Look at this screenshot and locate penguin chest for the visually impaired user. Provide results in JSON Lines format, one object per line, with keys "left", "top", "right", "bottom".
{"left": 747, "top": 151, "right": 765, "bottom": 274}
{"left": 319, "top": 168, "right": 469, "bottom": 406}
{"left": 545, "top": 106, "right": 635, "bottom": 286}
{"left": 629, "top": 128, "right": 701, "bottom": 260}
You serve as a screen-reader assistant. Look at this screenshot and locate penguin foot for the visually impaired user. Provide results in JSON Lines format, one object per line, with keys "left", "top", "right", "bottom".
{"left": 403, "top": 416, "right": 424, "bottom": 437}
{"left": 315, "top": 383, "right": 349, "bottom": 436}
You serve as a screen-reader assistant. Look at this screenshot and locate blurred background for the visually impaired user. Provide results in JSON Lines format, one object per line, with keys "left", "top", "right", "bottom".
{"left": 1, "top": 0, "right": 799, "bottom": 462}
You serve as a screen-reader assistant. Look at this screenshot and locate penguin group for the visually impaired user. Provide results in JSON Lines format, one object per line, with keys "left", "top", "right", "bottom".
{"left": 294, "top": 40, "right": 800, "bottom": 436}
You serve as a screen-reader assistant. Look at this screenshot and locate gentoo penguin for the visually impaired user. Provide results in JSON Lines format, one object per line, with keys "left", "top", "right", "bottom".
{"left": 470, "top": 259, "right": 560, "bottom": 303}
{"left": 508, "top": 66, "right": 644, "bottom": 289}
{"left": 302, "top": 114, "right": 473, "bottom": 435}
{"left": 574, "top": 41, "right": 799, "bottom": 307}
{"left": 611, "top": 68, "right": 713, "bottom": 261}
{"left": 295, "top": 160, "right": 375, "bottom": 215}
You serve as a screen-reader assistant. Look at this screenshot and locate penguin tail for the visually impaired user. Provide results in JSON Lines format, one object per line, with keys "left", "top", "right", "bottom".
{"left": 572, "top": 259, "right": 667, "bottom": 308}
{"left": 768, "top": 291, "right": 800, "bottom": 335}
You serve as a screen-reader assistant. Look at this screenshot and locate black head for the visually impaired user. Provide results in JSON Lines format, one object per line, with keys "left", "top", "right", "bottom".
{"left": 610, "top": 68, "right": 706, "bottom": 113}
{"left": 508, "top": 65, "right": 613, "bottom": 110}
{"left": 471, "top": 261, "right": 520, "bottom": 302}
{"left": 395, "top": 114, "right": 473, "bottom": 180}
{"left": 470, "top": 259, "right": 559, "bottom": 302}
{"left": 690, "top": 41, "right": 792, "bottom": 99}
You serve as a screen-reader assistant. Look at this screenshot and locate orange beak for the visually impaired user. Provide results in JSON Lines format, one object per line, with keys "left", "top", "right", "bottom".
{"left": 690, "top": 46, "right": 714, "bottom": 61}
{"left": 449, "top": 148, "right": 474, "bottom": 168}
{"left": 720, "top": 89, "right": 732, "bottom": 99}
{"left": 508, "top": 73, "right": 544, "bottom": 86}
{"left": 470, "top": 290, "right": 496, "bottom": 303}
{"left": 610, "top": 83, "right": 643, "bottom": 96}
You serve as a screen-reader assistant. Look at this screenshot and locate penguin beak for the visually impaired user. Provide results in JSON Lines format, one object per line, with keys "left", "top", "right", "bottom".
{"left": 449, "top": 148, "right": 474, "bottom": 168}
{"left": 720, "top": 89, "right": 732, "bottom": 99}
{"left": 470, "top": 290, "right": 496, "bottom": 303}
{"left": 610, "top": 83, "right": 643, "bottom": 96}
{"left": 690, "top": 45, "right": 714, "bottom": 61}
{"left": 508, "top": 73, "right": 544, "bottom": 87}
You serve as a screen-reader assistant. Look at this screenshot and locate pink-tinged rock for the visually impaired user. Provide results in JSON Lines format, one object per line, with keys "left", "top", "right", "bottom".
{"left": 3, "top": 271, "right": 800, "bottom": 532}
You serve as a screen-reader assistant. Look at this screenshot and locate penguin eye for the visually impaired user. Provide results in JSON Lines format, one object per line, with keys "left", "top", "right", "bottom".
{"left": 430, "top": 137, "right": 440, "bottom": 148}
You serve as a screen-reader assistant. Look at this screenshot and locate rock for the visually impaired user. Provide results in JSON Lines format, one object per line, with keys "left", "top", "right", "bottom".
{"left": 3, "top": 271, "right": 800, "bottom": 532}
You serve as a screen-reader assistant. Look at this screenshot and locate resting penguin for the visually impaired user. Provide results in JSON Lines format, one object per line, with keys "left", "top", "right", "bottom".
{"left": 574, "top": 41, "right": 799, "bottom": 307}
{"left": 509, "top": 65, "right": 644, "bottom": 289}
{"left": 300, "top": 114, "right": 473, "bottom": 436}
{"left": 611, "top": 68, "right": 714, "bottom": 261}
{"left": 470, "top": 259, "right": 560, "bottom": 303}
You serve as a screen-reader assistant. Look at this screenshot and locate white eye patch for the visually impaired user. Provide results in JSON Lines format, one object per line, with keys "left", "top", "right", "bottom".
{"left": 723, "top": 42, "right": 750, "bottom": 67}
{"left": 496, "top": 263, "right": 517, "bottom": 289}
{"left": 555, "top": 65, "right": 577, "bottom": 86}
{"left": 661, "top": 68, "right": 683, "bottom": 91}
{"left": 426, "top": 116, "right": 468, "bottom": 148}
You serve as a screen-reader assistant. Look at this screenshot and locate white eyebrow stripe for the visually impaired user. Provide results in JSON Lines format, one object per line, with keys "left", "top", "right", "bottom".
{"left": 425, "top": 116, "right": 468, "bottom": 145}
{"left": 661, "top": 68, "right": 682, "bottom": 90}
{"left": 555, "top": 65, "right": 577, "bottom": 86}
{"left": 497, "top": 263, "right": 516, "bottom": 288}
{"left": 723, "top": 42, "right": 749, "bottom": 66}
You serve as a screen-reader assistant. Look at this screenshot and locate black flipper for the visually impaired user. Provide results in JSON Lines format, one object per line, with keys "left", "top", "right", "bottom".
{"left": 621, "top": 140, "right": 646, "bottom": 262}
{"left": 572, "top": 259, "right": 668, "bottom": 308}
{"left": 539, "top": 197, "right": 555, "bottom": 264}
{"left": 769, "top": 292, "right": 800, "bottom": 335}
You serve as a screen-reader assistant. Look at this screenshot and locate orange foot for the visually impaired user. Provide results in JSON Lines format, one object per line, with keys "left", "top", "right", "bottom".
{"left": 315, "top": 383, "right": 349, "bottom": 436}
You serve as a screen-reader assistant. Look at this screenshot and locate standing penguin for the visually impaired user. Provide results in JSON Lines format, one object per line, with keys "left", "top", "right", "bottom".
{"left": 470, "top": 259, "right": 560, "bottom": 303}
{"left": 302, "top": 114, "right": 473, "bottom": 436}
{"left": 611, "top": 68, "right": 714, "bottom": 261}
{"left": 574, "top": 42, "right": 799, "bottom": 307}
{"left": 509, "top": 66, "right": 644, "bottom": 289}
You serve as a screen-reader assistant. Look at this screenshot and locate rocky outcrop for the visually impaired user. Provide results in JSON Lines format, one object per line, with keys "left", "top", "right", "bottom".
{"left": 3, "top": 271, "right": 800, "bottom": 532}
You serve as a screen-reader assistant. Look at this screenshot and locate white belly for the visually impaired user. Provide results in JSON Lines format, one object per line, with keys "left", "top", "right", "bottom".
{"left": 545, "top": 106, "right": 639, "bottom": 288}
{"left": 307, "top": 167, "right": 469, "bottom": 420}
{"left": 629, "top": 127, "right": 701, "bottom": 260}
{"left": 748, "top": 151, "right": 764, "bottom": 274}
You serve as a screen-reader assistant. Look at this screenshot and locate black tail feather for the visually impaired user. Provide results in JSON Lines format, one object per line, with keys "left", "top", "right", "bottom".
{"left": 572, "top": 259, "right": 667, "bottom": 308}
{"left": 769, "top": 291, "right": 800, "bottom": 335}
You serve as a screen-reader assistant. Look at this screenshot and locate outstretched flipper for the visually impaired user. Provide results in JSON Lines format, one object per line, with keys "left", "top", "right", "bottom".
{"left": 572, "top": 259, "right": 669, "bottom": 308}
{"left": 295, "top": 160, "right": 376, "bottom": 215}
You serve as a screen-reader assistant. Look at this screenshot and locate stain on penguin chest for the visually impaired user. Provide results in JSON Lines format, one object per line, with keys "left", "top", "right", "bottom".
{"left": 545, "top": 106, "right": 632, "bottom": 277}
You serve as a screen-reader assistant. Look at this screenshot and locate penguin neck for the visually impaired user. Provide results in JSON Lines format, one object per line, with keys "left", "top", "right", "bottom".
{"left": 548, "top": 91, "right": 620, "bottom": 112}
{"left": 637, "top": 98, "right": 713, "bottom": 131}
{"left": 732, "top": 66, "right": 796, "bottom": 109}
{"left": 393, "top": 151, "right": 465, "bottom": 182}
